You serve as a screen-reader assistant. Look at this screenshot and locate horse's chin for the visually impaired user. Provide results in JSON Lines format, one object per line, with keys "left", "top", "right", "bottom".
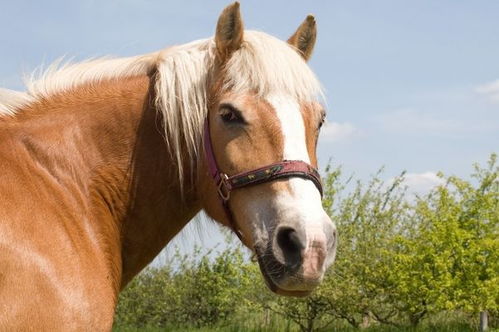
{"left": 259, "top": 265, "right": 312, "bottom": 297}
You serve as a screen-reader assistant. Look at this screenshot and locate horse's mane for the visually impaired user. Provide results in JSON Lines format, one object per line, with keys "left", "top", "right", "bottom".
{"left": 0, "top": 88, "right": 34, "bottom": 116}
{"left": 0, "top": 30, "right": 323, "bottom": 185}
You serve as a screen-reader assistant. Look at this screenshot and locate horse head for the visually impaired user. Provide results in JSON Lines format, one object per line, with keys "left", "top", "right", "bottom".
{"left": 201, "top": 2, "right": 337, "bottom": 296}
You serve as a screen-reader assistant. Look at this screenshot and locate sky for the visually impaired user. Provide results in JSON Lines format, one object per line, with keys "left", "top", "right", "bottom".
{"left": 1, "top": 1, "right": 498, "bottom": 260}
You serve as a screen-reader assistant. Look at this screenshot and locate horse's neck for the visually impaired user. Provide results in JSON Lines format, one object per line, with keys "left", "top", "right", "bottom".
{"left": 113, "top": 77, "right": 202, "bottom": 285}
{"left": 14, "top": 75, "right": 201, "bottom": 290}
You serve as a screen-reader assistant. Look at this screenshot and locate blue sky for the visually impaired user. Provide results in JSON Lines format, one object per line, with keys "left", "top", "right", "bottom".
{"left": 1, "top": 1, "right": 498, "bottom": 257}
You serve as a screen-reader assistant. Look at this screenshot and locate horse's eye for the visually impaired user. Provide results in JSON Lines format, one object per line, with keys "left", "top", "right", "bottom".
{"left": 221, "top": 110, "right": 238, "bottom": 122}
{"left": 219, "top": 104, "right": 246, "bottom": 125}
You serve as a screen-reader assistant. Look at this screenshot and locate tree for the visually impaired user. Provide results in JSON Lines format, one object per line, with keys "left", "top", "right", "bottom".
{"left": 388, "top": 154, "right": 498, "bottom": 325}
{"left": 114, "top": 244, "right": 257, "bottom": 329}
{"left": 322, "top": 167, "right": 410, "bottom": 327}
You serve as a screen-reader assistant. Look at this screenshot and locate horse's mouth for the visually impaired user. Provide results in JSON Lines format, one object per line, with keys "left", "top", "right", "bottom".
{"left": 254, "top": 245, "right": 312, "bottom": 297}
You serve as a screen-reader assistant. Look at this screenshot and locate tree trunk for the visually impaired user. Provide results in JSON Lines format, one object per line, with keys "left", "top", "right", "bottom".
{"left": 263, "top": 308, "right": 270, "bottom": 326}
{"left": 360, "top": 312, "right": 371, "bottom": 329}
{"left": 303, "top": 316, "right": 314, "bottom": 332}
{"left": 480, "top": 311, "right": 488, "bottom": 332}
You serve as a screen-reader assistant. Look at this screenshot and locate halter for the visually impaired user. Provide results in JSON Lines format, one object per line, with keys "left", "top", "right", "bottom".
{"left": 203, "top": 119, "right": 323, "bottom": 241}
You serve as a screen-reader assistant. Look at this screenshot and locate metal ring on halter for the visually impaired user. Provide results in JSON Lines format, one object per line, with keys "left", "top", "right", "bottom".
{"left": 217, "top": 173, "right": 231, "bottom": 201}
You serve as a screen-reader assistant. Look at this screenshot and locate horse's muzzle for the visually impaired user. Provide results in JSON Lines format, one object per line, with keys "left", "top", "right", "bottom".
{"left": 255, "top": 221, "right": 336, "bottom": 296}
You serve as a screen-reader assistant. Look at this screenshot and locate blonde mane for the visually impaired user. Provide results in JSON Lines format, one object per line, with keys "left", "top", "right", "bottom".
{"left": 0, "top": 30, "right": 323, "bottom": 184}
{"left": 0, "top": 88, "right": 34, "bottom": 116}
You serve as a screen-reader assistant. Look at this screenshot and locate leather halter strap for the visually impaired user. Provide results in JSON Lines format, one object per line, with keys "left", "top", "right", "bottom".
{"left": 203, "top": 120, "right": 323, "bottom": 241}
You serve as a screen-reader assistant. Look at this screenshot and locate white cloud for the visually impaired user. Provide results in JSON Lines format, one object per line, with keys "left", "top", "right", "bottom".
{"left": 320, "top": 121, "right": 359, "bottom": 143}
{"left": 475, "top": 79, "right": 499, "bottom": 103}
{"left": 403, "top": 172, "right": 445, "bottom": 195}
{"left": 388, "top": 171, "right": 445, "bottom": 196}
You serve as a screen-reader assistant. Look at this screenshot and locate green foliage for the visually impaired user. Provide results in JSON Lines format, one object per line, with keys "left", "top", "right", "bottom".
{"left": 114, "top": 154, "right": 498, "bottom": 331}
{"left": 115, "top": 245, "right": 257, "bottom": 329}
{"left": 389, "top": 154, "right": 498, "bottom": 318}
{"left": 322, "top": 167, "right": 410, "bottom": 327}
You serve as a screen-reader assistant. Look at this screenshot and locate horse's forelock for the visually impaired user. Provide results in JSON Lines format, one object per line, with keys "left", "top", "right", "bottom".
{"left": 223, "top": 31, "right": 323, "bottom": 102}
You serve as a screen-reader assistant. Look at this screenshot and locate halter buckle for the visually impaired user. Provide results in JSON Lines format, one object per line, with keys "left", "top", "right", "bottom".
{"left": 217, "top": 173, "right": 231, "bottom": 201}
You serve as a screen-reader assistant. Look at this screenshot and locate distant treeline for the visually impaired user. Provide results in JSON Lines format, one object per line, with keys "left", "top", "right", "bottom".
{"left": 114, "top": 154, "right": 498, "bottom": 332}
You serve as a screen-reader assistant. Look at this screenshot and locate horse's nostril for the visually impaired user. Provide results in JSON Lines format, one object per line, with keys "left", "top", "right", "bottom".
{"left": 276, "top": 227, "right": 305, "bottom": 267}
{"left": 277, "top": 227, "right": 304, "bottom": 252}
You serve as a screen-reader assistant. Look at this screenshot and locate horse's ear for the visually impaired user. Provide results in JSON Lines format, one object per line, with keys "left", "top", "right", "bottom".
{"left": 215, "top": 2, "right": 244, "bottom": 63}
{"left": 288, "top": 15, "right": 317, "bottom": 61}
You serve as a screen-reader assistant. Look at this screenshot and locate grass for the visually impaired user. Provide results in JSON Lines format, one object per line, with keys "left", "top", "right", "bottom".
{"left": 114, "top": 309, "right": 495, "bottom": 332}
{"left": 114, "top": 317, "right": 478, "bottom": 332}
{"left": 114, "top": 325, "right": 475, "bottom": 332}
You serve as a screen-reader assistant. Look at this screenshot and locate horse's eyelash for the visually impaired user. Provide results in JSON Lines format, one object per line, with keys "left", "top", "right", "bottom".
{"left": 219, "top": 103, "right": 240, "bottom": 114}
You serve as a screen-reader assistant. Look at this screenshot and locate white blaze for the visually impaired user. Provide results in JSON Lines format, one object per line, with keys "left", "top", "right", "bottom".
{"left": 267, "top": 94, "right": 310, "bottom": 162}
{"left": 267, "top": 94, "right": 332, "bottom": 267}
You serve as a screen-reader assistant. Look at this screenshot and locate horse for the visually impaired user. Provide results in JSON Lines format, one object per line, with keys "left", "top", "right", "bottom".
{"left": 0, "top": 2, "right": 337, "bottom": 330}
